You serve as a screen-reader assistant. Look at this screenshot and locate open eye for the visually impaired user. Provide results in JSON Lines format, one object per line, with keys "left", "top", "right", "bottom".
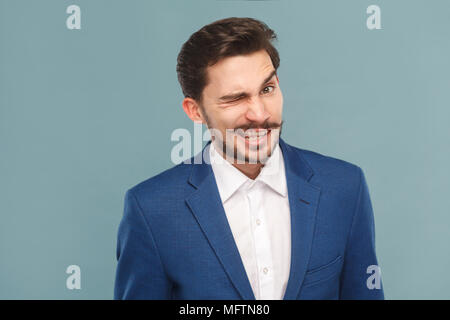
{"left": 261, "top": 85, "right": 275, "bottom": 94}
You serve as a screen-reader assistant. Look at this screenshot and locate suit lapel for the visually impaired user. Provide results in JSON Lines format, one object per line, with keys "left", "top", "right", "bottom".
{"left": 279, "top": 139, "right": 321, "bottom": 300}
{"left": 185, "top": 143, "right": 256, "bottom": 300}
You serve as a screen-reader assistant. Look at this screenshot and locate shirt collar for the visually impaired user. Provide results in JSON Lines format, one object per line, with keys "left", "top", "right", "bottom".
{"left": 209, "top": 142, "right": 288, "bottom": 204}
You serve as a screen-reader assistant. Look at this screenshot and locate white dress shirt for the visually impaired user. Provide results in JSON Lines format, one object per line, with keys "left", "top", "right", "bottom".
{"left": 209, "top": 142, "right": 291, "bottom": 300}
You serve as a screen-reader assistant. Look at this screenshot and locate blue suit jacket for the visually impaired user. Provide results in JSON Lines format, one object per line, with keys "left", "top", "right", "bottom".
{"left": 114, "top": 139, "right": 384, "bottom": 299}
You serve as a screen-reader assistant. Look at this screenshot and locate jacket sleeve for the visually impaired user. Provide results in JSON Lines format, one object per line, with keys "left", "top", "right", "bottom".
{"left": 114, "top": 189, "right": 172, "bottom": 299}
{"left": 339, "top": 167, "right": 384, "bottom": 299}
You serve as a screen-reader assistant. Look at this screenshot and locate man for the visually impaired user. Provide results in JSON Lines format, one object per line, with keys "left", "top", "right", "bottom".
{"left": 114, "top": 17, "right": 384, "bottom": 300}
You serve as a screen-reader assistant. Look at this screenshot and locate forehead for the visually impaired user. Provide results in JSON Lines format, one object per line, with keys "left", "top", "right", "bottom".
{"left": 203, "top": 50, "right": 275, "bottom": 97}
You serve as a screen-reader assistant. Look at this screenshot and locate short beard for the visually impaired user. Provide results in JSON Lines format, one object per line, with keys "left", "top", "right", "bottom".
{"left": 199, "top": 102, "right": 283, "bottom": 164}
{"left": 213, "top": 121, "right": 284, "bottom": 165}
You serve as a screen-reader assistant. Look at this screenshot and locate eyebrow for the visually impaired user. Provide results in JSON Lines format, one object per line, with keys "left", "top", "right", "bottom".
{"left": 218, "top": 70, "right": 277, "bottom": 102}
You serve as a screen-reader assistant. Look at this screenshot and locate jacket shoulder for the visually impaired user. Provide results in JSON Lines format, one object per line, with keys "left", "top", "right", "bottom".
{"left": 127, "top": 162, "right": 192, "bottom": 201}
{"left": 288, "top": 144, "right": 363, "bottom": 189}
{"left": 295, "top": 146, "right": 361, "bottom": 174}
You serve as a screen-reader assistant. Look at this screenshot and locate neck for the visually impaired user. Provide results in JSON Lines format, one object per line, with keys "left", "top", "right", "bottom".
{"left": 211, "top": 144, "right": 264, "bottom": 180}
{"left": 232, "top": 162, "right": 263, "bottom": 180}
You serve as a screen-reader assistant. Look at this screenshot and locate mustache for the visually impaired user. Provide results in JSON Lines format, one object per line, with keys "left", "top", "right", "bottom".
{"left": 233, "top": 120, "right": 283, "bottom": 132}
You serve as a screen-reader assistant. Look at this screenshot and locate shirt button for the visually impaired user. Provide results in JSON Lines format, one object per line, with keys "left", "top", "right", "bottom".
{"left": 256, "top": 219, "right": 261, "bottom": 226}
{"left": 263, "top": 267, "right": 268, "bottom": 274}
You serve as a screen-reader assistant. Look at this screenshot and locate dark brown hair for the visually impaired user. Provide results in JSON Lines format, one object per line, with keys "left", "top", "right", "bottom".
{"left": 176, "top": 17, "right": 280, "bottom": 102}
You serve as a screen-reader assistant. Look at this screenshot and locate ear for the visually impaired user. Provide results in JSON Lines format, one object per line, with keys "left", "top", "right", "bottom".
{"left": 276, "top": 74, "right": 279, "bottom": 84}
{"left": 182, "top": 97, "right": 205, "bottom": 124}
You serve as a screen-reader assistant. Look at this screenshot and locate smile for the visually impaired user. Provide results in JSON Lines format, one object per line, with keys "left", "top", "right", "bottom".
{"left": 235, "top": 129, "right": 272, "bottom": 147}
{"left": 236, "top": 129, "right": 270, "bottom": 139}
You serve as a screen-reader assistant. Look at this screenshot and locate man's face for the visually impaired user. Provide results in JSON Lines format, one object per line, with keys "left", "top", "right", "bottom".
{"left": 200, "top": 49, "right": 283, "bottom": 164}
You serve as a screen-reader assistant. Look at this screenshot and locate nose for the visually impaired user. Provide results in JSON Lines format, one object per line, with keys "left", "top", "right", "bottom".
{"left": 246, "top": 96, "right": 270, "bottom": 124}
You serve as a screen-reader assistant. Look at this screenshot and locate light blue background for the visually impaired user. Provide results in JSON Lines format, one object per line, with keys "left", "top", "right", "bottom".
{"left": 1, "top": 0, "right": 449, "bottom": 299}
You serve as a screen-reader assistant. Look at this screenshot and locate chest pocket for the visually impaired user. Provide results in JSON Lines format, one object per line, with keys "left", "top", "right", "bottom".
{"left": 302, "top": 255, "right": 343, "bottom": 287}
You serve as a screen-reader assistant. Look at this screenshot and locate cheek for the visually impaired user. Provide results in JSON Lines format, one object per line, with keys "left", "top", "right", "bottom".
{"left": 265, "top": 93, "right": 283, "bottom": 116}
{"left": 279, "top": 94, "right": 284, "bottom": 115}
{"left": 220, "top": 107, "right": 248, "bottom": 127}
{"left": 207, "top": 116, "right": 234, "bottom": 135}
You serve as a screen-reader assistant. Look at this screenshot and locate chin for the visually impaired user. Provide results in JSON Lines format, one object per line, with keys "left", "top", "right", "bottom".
{"left": 234, "top": 144, "right": 272, "bottom": 165}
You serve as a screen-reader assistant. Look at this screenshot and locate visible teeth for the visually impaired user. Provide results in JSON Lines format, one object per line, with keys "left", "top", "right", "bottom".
{"left": 244, "top": 130, "right": 268, "bottom": 138}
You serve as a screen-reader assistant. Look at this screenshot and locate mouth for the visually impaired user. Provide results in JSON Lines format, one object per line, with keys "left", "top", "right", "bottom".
{"left": 236, "top": 128, "right": 272, "bottom": 147}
